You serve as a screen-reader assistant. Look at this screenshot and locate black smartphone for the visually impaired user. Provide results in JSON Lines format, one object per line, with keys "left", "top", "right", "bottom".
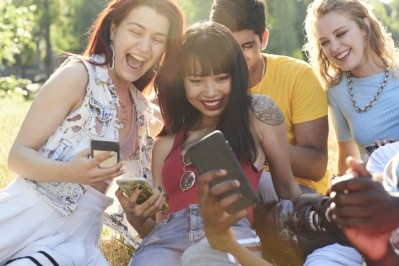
{"left": 186, "top": 130, "right": 258, "bottom": 214}
{"left": 364, "top": 144, "right": 377, "bottom": 156}
{"left": 91, "top": 139, "right": 120, "bottom": 168}
{"left": 116, "top": 178, "right": 169, "bottom": 211}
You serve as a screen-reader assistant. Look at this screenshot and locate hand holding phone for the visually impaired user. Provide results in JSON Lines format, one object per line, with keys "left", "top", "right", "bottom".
{"left": 116, "top": 178, "right": 169, "bottom": 211}
{"left": 91, "top": 139, "right": 120, "bottom": 168}
{"left": 186, "top": 130, "right": 258, "bottom": 214}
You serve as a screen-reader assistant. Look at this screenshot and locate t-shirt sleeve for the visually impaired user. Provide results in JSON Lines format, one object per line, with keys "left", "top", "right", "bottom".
{"left": 291, "top": 67, "right": 328, "bottom": 124}
{"left": 328, "top": 89, "right": 352, "bottom": 141}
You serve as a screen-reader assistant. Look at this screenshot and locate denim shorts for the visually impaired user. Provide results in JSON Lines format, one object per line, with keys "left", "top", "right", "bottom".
{"left": 129, "top": 204, "right": 256, "bottom": 266}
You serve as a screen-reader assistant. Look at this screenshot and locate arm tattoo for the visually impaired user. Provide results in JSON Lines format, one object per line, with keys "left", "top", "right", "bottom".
{"left": 251, "top": 94, "right": 284, "bottom": 126}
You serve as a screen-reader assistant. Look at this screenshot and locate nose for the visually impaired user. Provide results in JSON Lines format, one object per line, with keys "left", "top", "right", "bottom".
{"left": 204, "top": 80, "right": 217, "bottom": 97}
{"left": 330, "top": 40, "right": 341, "bottom": 52}
{"left": 137, "top": 36, "right": 151, "bottom": 54}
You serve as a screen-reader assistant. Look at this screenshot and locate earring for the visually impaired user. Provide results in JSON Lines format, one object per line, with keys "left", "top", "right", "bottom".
{"left": 109, "top": 42, "right": 115, "bottom": 70}
{"left": 153, "top": 62, "right": 160, "bottom": 73}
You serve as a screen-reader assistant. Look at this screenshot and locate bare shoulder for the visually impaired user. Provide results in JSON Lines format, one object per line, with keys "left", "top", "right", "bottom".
{"left": 153, "top": 134, "right": 175, "bottom": 155}
{"left": 47, "top": 61, "right": 88, "bottom": 90}
{"left": 41, "top": 60, "right": 88, "bottom": 96}
{"left": 251, "top": 94, "right": 284, "bottom": 126}
{"left": 38, "top": 61, "right": 89, "bottom": 109}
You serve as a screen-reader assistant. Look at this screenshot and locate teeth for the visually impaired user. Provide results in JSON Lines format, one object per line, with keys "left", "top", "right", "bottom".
{"left": 130, "top": 54, "right": 145, "bottom": 61}
{"left": 203, "top": 100, "right": 221, "bottom": 107}
{"left": 336, "top": 50, "right": 350, "bottom": 60}
{"left": 309, "top": 210, "right": 317, "bottom": 232}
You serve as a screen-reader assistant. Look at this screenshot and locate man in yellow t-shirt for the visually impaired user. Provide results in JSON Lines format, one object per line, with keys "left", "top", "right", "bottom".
{"left": 210, "top": 0, "right": 330, "bottom": 197}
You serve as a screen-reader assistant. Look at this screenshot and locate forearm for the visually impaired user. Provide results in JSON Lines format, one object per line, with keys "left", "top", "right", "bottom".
{"left": 127, "top": 216, "right": 157, "bottom": 238}
{"left": 290, "top": 145, "right": 327, "bottom": 181}
{"left": 8, "top": 147, "right": 69, "bottom": 182}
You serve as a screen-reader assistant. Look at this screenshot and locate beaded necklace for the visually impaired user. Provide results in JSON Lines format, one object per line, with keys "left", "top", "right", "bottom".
{"left": 347, "top": 67, "right": 389, "bottom": 112}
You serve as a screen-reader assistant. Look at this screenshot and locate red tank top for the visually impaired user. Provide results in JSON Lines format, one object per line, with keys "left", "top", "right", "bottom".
{"left": 161, "top": 128, "right": 261, "bottom": 224}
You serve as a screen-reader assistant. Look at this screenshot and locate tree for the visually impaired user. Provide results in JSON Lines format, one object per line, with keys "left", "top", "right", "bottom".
{"left": 178, "top": 0, "right": 213, "bottom": 26}
{"left": 0, "top": 0, "right": 36, "bottom": 68}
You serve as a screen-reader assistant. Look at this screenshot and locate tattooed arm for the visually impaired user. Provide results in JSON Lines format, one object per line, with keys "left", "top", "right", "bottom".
{"left": 251, "top": 95, "right": 302, "bottom": 199}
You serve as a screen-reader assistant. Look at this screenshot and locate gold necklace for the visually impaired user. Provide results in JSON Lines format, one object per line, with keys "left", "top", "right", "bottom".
{"left": 254, "top": 57, "right": 266, "bottom": 93}
{"left": 347, "top": 67, "right": 389, "bottom": 112}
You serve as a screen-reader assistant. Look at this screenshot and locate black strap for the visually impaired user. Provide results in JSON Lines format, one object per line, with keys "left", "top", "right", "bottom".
{"left": 4, "top": 251, "right": 59, "bottom": 266}
{"left": 38, "top": 251, "right": 59, "bottom": 266}
{"left": 4, "top": 256, "right": 43, "bottom": 266}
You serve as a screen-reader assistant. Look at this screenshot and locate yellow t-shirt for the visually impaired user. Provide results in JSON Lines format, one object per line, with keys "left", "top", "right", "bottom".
{"left": 251, "top": 54, "right": 330, "bottom": 194}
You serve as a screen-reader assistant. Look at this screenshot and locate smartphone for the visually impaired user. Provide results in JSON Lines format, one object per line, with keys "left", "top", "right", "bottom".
{"left": 186, "top": 130, "right": 258, "bottom": 214}
{"left": 116, "top": 178, "right": 168, "bottom": 211}
{"left": 364, "top": 144, "right": 377, "bottom": 156}
{"left": 91, "top": 139, "right": 120, "bottom": 168}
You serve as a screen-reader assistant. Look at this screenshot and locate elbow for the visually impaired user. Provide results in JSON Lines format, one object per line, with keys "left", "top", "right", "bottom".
{"left": 7, "top": 147, "right": 17, "bottom": 174}
{"left": 312, "top": 162, "right": 328, "bottom": 181}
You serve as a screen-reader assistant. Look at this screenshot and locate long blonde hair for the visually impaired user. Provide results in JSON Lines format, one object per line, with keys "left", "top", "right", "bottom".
{"left": 303, "top": 0, "right": 399, "bottom": 87}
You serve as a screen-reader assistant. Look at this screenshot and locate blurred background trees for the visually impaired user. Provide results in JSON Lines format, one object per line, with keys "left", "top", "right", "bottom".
{"left": 1, "top": 0, "right": 398, "bottom": 97}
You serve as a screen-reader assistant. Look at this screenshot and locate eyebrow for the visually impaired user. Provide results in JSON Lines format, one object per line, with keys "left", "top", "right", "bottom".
{"left": 241, "top": 40, "right": 256, "bottom": 47}
{"left": 127, "top": 22, "right": 168, "bottom": 37}
{"left": 318, "top": 25, "right": 347, "bottom": 41}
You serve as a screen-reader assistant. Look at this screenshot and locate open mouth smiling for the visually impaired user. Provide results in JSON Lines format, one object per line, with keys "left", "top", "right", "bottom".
{"left": 335, "top": 50, "right": 350, "bottom": 61}
{"left": 127, "top": 53, "right": 146, "bottom": 70}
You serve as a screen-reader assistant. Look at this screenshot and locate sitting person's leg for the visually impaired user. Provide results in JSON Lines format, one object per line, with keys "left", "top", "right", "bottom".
{"left": 130, "top": 206, "right": 204, "bottom": 266}
{"left": 181, "top": 218, "right": 261, "bottom": 266}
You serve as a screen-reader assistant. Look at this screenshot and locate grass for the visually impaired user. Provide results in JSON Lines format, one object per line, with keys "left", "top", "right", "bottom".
{"left": 0, "top": 94, "right": 338, "bottom": 264}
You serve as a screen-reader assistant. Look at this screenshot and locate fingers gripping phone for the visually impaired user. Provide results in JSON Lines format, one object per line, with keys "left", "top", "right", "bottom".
{"left": 116, "top": 178, "right": 169, "bottom": 211}
{"left": 186, "top": 130, "right": 258, "bottom": 214}
{"left": 91, "top": 139, "right": 120, "bottom": 168}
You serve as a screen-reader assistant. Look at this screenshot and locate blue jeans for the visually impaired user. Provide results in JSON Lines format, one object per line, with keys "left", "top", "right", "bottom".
{"left": 129, "top": 204, "right": 257, "bottom": 266}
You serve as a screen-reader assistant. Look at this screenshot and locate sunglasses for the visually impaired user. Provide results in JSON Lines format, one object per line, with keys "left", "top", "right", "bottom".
{"left": 180, "top": 152, "right": 196, "bottom": 192}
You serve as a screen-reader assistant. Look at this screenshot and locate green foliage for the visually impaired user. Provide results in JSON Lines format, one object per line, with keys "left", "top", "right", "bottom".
{"left": 52, "top": 0, "right": 106, "bottom": 53}
{"left": 0, "top": 0, "right": 36, "bottom": 65}
{"left": 0, "top": 75, "right": 33, "bottom": 99}
{"left": 266, "top": 0, "right": 310, "bottom": 58}
{"left": 370, "top": 0, "right": 399, "bottom": 44}
{"left": 178, "top": 0, "right": 213, "bottom": 26}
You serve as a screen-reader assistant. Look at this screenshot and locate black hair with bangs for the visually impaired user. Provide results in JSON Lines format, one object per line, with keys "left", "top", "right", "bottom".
{"left": 157, "top": 21, "right": 256, "bottom": 163}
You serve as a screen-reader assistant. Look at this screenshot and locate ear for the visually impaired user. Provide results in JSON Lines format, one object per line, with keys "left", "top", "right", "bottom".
{"left": 362, "top": 17, "right": 371, "bottom": 37}
{"left": 110, "top": 21, "right": 116, "bottom": 41}
{"left": 260, "top": 29, "right": 269, "bottom": 50}
{"left": 363, "top": 17, "right": 371, "bottom": 29}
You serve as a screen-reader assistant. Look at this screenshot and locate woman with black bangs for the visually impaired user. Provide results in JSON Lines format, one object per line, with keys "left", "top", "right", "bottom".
{"left": 119, "top": 21, "right": 301, "bottom": 265}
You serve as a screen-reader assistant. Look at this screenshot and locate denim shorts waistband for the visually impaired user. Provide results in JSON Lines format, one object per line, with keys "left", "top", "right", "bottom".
{"left": 164, "top": 204, "right": 200, "bottom": 222}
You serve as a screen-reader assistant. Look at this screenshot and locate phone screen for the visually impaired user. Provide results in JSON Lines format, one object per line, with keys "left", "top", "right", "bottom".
{"left": 116, "top": 178, "right": 169, "bottom": 211}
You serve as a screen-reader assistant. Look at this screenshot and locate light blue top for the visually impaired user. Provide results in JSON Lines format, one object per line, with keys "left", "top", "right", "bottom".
{"left": 328, "top": 70, "right": 399, "bottom": 157}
